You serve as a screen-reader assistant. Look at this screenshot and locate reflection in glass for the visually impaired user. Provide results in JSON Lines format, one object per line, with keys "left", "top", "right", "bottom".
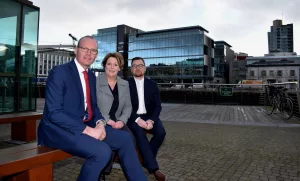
{"left": 92, "top": 27, "right": 117, "bottom": 69}
{"left": 20, "top": 6, "right": 39, "bottom": 111}
{"left": 128, "top": 29, "right": 208, "bottom": 83}
{"left": 0, "top": 0, "right": 20, "bottom": 113}
{"left": 0, "top": 0, "right": 39, "bottom": 113}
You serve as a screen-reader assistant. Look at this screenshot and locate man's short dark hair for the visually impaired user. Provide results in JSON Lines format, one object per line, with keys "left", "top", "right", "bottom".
{"left": 77, "top": 36, "right": 97, "bottom": 48}
{"left": 131, "top": 57, "right": 145, "bottom": 65}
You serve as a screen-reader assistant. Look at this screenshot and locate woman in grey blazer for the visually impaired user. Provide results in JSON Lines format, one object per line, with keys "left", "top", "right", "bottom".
{"left": 96, "top": 52, "right": 134, "bottom": 178}
{"left": 96, "top": 52, "right": 132, "bottom": 127}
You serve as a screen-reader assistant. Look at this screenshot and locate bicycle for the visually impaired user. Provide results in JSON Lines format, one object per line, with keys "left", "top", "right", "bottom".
{"left": 265, "top": 85, "right": 294, "bottom": 120}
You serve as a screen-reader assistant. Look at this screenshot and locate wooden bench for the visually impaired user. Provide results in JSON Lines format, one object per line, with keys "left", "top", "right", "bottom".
{"left": 0, "top": 112, "right": 43, "bottom": 142}
{"left": 0, "top": 142, "right": 72, "bottom": 181}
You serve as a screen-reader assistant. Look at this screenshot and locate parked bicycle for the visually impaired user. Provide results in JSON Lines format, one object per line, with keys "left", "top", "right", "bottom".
{"left": 265, "top": 85, "right": 294, "bottom": 120}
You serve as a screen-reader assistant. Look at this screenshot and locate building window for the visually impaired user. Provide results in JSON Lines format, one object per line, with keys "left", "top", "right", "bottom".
{"left": 261, "top": 70, "right": 266, "bottom": 77}
{"left": 269, "top": 70, "right": 274, "bottom": 76}
{"left": 277, "top": 70, "right": 282, "bottom": 77}
{"left": 204, "top": 45, "right": 208, "bottom": 55}
{"left": 290, "top": 70, "right": 295, "bottom": 76}
{"left": 233, "top": 62, "right": 239, "bottom": 68}
{"left": 250, "top": 71, "right": 255, "bottom": 77}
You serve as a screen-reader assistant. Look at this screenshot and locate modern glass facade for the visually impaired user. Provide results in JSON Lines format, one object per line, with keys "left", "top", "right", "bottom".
{"left": 0, "top": 0, "right": 39, "bottom": 114}
{"left": 92, "top": 25, "right": 139, "bottom": 74}
{"left": 214, "top": 41, "right": 234, "bottom": 83}
{"left": 91, "top": 25, "right": 215, "bottom": 83}
{"left": 214, "top": 43, "right": 227, "bottom": 78}
{"left": 128, "top": 27, "right": 214, "bottom": 83}
{"left": 92, "top": 27, "right": 117, "bottom": 69}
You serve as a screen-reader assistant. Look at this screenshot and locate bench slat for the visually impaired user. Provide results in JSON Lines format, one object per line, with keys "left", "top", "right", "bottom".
{"left": 0, "top": 143, "right": 37, "bottom": 156}
{"left": 0, "top": 146, "right": 72, "bottom": 176}
{"left": 0, "top": 112, "right": 43, "bottom": 124}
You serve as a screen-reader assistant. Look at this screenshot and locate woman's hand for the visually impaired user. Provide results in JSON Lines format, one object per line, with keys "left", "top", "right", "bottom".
{"left": 114, "top": 121, "right": 125, "bottom": 129}
{"left": 106, "top": 119, "right": 116, "bottom": 127}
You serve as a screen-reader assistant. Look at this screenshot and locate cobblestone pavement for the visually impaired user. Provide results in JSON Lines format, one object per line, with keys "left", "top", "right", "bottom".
{"left": 50, "top": 122, "right": 300, "bottom": 181}
{"left": 1, "top": 99, "right": 300, "bottom": 180}
{"left": 2, "top": 122, "right": 300, "bottom": 181}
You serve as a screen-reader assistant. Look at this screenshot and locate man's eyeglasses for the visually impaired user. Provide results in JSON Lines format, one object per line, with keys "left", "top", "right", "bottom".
{"left": 78, "top": 46, "right": 98, "bottom": 55}
{"left": 131, "top": 64, "right": 145, "bottom": 69}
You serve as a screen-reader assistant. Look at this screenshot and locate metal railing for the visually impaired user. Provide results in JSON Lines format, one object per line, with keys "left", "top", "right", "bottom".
{"left": 158, "top": 82, "right": 300, "bottom": 118}
{"left": 32, "top": 82, "right": 300, "bottom": 118}
{"left": 158, "top": 82, "right": 298, "bottom": 105}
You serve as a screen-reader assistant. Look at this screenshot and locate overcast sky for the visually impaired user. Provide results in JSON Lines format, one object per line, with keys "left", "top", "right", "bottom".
{"left": 32, "top": 0, "right": 300, "bottom": 56}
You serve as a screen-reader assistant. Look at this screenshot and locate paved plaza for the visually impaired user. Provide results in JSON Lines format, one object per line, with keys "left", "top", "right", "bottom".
{"left": 1, "top": 99, "right": 300, "bottom": 181}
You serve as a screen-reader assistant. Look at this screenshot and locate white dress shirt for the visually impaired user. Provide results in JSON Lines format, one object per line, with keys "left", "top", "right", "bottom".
{"left": 134, "top": 77, "right": 147, "bottom": 114}
{"left": 74, "top": 59, "right": 104, "bottom": 125}
{"left": 134, "top": 77, "right": 147, "bottom": 123}
{"left": 74, "top": 59, "right": 88, "bottom": 111}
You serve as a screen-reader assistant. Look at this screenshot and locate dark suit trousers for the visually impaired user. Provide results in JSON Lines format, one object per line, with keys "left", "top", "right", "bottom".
{"left": 67, "top": 125, "right": 146, "bottom": 181}
{"left": 128, "top": 117, "right": 166, "bottom": 173}
{"left": 103, "top": 125, "right": 136, "bottom": 175}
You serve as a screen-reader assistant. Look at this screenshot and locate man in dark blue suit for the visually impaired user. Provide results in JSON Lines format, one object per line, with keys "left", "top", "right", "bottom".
{"left": 127, "top": 57, "right": 167, "bottom": 181}
{"left": 38, "top": 36, "right": 147, "bottom": 181}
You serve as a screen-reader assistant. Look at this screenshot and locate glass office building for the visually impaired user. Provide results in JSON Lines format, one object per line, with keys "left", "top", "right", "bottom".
{"left": 92, "top": 25, "right": 215, "bottom": 83}
{"left": 128, "top": 26, "right": 214, "bottom": 83}
{"left": 0, "top": 0, "right": 39, "bottom": 114}
{"left": 92, "top": 25, "right": 139, "bottom": 72}
{"left": 214, "top": 41, "right": 234, "bottom": 83}
{"left": 92, "top": 27, "right": 117, "bottom": 69}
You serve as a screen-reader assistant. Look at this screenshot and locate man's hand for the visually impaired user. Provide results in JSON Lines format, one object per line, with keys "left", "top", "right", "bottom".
{"left": 106, "top": 119, "right": 116, "bottom": 127}
{"left": 114, "top": 121, "right": 124, "bottom": 129}
{"left": 95, "top": 123, "right": 106, "bottom": 140}
{"left": 136, "top": 118, "right": 148, "bottom": 129}
{"left": 146, "top": 120, "right": 153, "bottom": 130}
{"left": 82, "top": 126, "right": 106, "bottom": 140}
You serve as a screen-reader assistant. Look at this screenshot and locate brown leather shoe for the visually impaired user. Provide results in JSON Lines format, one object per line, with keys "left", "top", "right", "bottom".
{"left": 154, "top": 170, "right": 167, "bottom": 181}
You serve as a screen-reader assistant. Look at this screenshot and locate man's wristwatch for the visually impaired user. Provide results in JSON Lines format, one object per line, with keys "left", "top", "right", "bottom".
{"left": 97, "top": 119, "right": 106, "bottom": 126}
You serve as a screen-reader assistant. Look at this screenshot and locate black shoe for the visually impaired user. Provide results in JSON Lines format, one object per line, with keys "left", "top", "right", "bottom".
{"left": 99, "top": 173, "right": 106, "bottom": 181}
{"left": 154, "top": 170, "right": 167, "bottom": 181}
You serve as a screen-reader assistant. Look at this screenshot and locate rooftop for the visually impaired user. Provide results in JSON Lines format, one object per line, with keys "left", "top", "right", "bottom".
{"left": 215, "top": 41, "right": 232, "bottom": 48}
{"left": 136, "top": 25, "right": 209, "bottom": 36}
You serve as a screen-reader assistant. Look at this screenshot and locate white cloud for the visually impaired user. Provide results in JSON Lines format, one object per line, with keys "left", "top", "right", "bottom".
{"left": 32, "top": 0, "right": 300, "bottom": 56}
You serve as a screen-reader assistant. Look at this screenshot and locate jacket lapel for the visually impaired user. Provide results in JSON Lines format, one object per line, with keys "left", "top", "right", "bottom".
{"left": 129, "top": 78, "right": 138, "bottom": 105}
{"left": 98, "top": 74, "right": 113, "bottom": 97}
{"left": 69, "top": 60, "right": 84, "bottom": 110}
{"left": 117, "top": 76, "right": 127, "bottom": 99}
{"left": 88, "top": 69, "right": 96, "bottom": 105}
{"left": 143, "top": 78, "right": 149, "bottom": 104}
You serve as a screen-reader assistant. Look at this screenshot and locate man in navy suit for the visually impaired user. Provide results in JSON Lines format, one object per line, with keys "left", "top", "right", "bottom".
{"left": 127, "top": 57, "right": 167, "bottom": 181}
{"left": 37, "top": 36, "right": 147, "bottom": 181}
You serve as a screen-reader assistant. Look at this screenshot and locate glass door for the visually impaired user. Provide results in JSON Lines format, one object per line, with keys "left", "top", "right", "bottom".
{"left": 0, "top": 0, "right": 21, "bottom": 113}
